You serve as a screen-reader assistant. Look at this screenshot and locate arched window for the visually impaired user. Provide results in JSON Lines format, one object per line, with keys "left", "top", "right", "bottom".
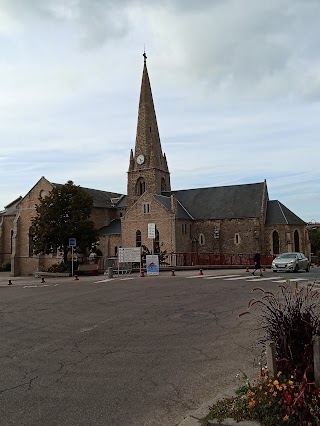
{"left": 294, "top": 229, "right": 300, "bottom": 252}
{"left": 29, "top": 226, "right": 35, "bottom": 257}
{"left": 10, "top": 230, "right": 14, "bottom": 254}
{"left": 272, "top": 230, "right": 280, "bottom": 255}
{"left": 136, "top": 230, "right": 142, "bottom": 247}
{"left": 161, "top": 178, "right": 166, "bottom": 192}
{"left": 154, "top": 227, "right": 160, "bottom": 253}
{"left": 199, "top": 234, "right": 205, "bottom": 246}
{"left": 136, "top": 178, "right": 146, "bottom": 196}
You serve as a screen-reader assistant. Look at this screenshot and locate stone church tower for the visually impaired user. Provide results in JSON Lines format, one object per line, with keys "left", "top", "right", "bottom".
{"left": 127, "top": 53, "right": 171, "bottom": 207}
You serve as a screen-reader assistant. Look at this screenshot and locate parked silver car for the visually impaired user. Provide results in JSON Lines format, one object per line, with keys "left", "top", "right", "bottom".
{"left": 271, "top": 252, "right": 310, "bottom": 273}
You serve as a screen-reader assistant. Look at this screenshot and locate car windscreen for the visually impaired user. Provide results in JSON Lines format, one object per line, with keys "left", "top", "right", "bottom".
{"left": 278, "top": 254, "right": 297, "bottom": 259}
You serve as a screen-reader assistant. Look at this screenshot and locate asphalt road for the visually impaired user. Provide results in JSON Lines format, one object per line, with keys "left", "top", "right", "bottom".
{"left": 1, "top": 268, "right": 320, "bottom": 426}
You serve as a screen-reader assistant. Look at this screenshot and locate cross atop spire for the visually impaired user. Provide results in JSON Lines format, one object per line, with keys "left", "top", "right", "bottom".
{"left": 143, "top": 49, "right": 147, "bottom": 63}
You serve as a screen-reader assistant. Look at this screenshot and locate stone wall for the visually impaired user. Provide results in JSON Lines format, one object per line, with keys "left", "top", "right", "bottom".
{"left": 122, "top": 193, "right": 174, "bottom": 253}
{"left": 192, "top": 218, "right": 262, "bottom": 255}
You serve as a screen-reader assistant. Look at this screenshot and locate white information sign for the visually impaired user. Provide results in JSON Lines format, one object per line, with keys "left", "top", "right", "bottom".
{"left": 148, "top": 223, "right": 156, "bottom": 239}
{"left": 118, "top": 247, "right": 141, "bottom": 263}
{"left": 146, "top": 255, "right": 159, "bottom": 276}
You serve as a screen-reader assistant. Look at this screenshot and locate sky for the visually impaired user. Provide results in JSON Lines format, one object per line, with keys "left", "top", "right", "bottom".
{"left": 0, "top": 0, "right": 319, "bottom": 222}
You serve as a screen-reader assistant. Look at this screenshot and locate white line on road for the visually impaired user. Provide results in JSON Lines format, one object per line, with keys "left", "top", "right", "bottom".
{"left": 271, "top": 278, "right": 308, "bottom": 283}
{"left": 23, "top": 285, "right": 38, "bottom": 288}
{"left": 93, "top": 278, "right": 114, "bottom": 283}
{"left": 224, "top": 275, "right": 258, "bottom": 280}
{"left": 120, "top": 278, "right": 134, "bottom": 281}
{"left": 203, "top": 275, "right": 241, "bottom": 280}
{"left": 185, "top": 275, "right": 212, "bottom": 279}
{"left": 249, "top": 277, "right": 282, "bottom": 281}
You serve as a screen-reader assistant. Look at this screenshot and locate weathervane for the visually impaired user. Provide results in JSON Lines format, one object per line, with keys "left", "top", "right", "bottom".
{"left": 143, "top": 46, "right": 147, "bottom": 63}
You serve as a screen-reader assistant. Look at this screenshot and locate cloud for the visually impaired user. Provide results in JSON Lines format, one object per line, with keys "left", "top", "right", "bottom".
{"left": 139, "top": 0, "right": 320, "bottom": 102}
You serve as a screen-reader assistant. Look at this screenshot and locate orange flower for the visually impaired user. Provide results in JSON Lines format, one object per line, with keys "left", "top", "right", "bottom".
{"left": 273, "top": 391, "right": 277, "bottom": 397}
{"left": 273, "top": 380, "right": 279, "bottom": 385}
{"left": 249, "top": 400, "right": 256, "bottom": 407}
{"left": 283, "top": 414, "right": 289, "bottom": 421}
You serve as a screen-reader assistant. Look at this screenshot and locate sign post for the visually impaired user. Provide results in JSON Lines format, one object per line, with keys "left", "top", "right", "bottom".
{"left": 69, "top": 238, "right": 77, "bottom": 276}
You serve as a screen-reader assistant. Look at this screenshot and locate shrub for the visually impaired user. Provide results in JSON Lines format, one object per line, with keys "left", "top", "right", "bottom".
{"left": 46, "top": 261, "right": 75, "bottom": 273}
{"left": 240, "top": 281, "right": 320, "bottom": 380}
{"left": 204, "top": 369, "right": 320, "bottom": 425}
{"left": 0, "top": 262, "right": 11, "bottom": 272}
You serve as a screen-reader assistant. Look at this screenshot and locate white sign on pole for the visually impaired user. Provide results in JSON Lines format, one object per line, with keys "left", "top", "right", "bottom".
{"left": 118, "top": 247, "right": 141, "bottom": 263}
{"left": 148, "top": 223, "right": 156, "bottom": 239}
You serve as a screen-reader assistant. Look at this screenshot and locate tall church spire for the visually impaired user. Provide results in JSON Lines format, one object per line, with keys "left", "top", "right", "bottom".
{"left": 134, "top": 52, "right": 164, "bottom": 168}
{"left": 127, "top": 54, "right": 171, "bottom": 205}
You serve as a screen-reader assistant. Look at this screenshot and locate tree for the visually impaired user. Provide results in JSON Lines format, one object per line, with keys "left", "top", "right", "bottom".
{"left": 31, "top": 181, "right": 98, "bottom": 263}
{"left": 309, "top": 227, "right": 320, "bottom": 260}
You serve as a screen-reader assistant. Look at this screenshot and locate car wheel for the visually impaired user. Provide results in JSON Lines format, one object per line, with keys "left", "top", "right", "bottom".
{"left": 294, "top": 264, "right": 299, "bottom": 273}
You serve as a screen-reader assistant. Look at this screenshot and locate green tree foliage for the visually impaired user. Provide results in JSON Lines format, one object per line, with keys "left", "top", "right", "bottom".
{"left": 309, "top": 227, "right": 320, "bottom": 259}
{"left": 31, "top": 181, "right": 98, "bottom": 263}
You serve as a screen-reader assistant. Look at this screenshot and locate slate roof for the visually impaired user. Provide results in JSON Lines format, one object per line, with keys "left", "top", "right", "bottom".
{"left": 153, "top": 194, "right": 193, "bottom": 219}
{"left": 0, "top": 197, "right": 22, "bottom": 216}
{"left": 163, "top": 182, "right": 265, "bottom": 220}
{"left": 76, "top": 187, "right": 124, "bottom": 208}
{"left": 53, "top": 183, "right": 124, "bottom": 209}
{"left": 266, "top": 200, "right": 305, "bottom": 225}
{"left": 115, "top": 195, "right": 127, "bottom": 208}
{"left": 98, "top": 219, "right": 122, "bottom": 235}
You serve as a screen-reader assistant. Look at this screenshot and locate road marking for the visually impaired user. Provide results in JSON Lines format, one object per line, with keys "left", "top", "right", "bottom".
{"left": 39, "top": 284, "right": 50, "bottom": 287}
{"left": 224, "top": 275, "right": 258, "bottom": 280}
{"left": 249, "top": 277, "right": 282, "bottom": 281}
{"left": 186, "top": 275, "right": 214, "bottom": 279}
{"left": 203, "top": 275, "right": 241, "bottom": 280}
{"left": 120, "top": 277, "right": 134, "bottom": 281}
{"left": 93, "top": 278, "right": 114, "bottom": 283}
{"left": 23, "top": 285, "right": 38, "bottom": 288}
{"left": 78, "top": 325, "right": 97, "bottom": 333}
{"left": 54, "top": 284, "right": 59, "bottom": 286}
{"left": 271, "top": 278, "right": 309, "bottom": 283}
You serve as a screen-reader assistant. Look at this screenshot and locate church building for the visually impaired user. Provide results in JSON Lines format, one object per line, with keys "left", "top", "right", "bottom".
{"left": 0, "top": 55, "right": 309, "bottom": 276}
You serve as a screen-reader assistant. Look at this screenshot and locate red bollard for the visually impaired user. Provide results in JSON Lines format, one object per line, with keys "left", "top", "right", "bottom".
{"left": 8, "top": 279, "right": 12, "bottom": 285}
{"left": 262, "top": 266, "right": 266, "bottom": 272}
{"left": 199, "top": 269, "right": 203, "bottom": 275}
{"left": 41, "top": 276, "right": 45, "bottom": 283}
{"left": 74, "top": 275, "right": 79, "bottom": 281}
{"left": 171, "top": 270, "right": 176, "bottom": 276}
{"left": 245, "top": 266, "right": 249, "bottom": 272}
{"left": 140, "top": 271, "right": 145, "bottom": 277}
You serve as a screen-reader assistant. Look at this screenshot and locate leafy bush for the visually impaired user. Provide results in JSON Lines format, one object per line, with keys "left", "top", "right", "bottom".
{"left": 204, "top": 369, "right": 320, "bottom": 425}
{"left": 46, "top": 261, "right": 76, "bottom": 273}
{"left": 0, "top": 262, "right": 11, "bottom": 272}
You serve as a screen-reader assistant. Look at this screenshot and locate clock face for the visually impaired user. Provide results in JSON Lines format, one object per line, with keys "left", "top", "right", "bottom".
{"left": 137, "top": 154, "right": 145, "bottom": 165}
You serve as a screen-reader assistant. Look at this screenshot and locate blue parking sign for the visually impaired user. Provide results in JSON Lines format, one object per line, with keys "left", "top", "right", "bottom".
{"left": 69, "top": 238, "right": 76, "bottom": 247}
